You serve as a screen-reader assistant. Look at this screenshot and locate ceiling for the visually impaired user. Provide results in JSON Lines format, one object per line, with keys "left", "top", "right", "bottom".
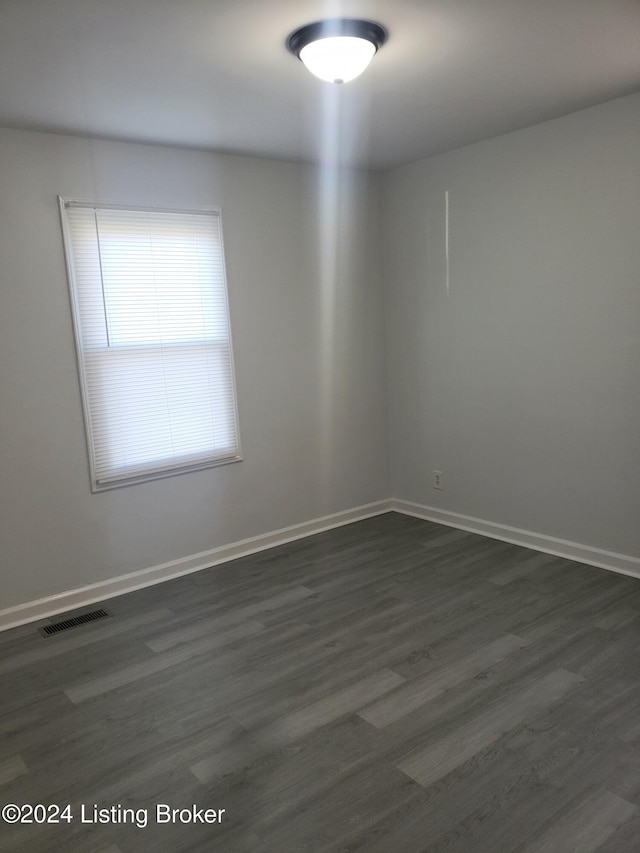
{"left": 0, "top": 0, "right": 639, "bottom": 169}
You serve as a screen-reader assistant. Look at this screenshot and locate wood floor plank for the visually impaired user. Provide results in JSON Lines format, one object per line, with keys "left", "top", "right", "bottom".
{"left": 594, "top": 813, "right": 640, "bottom": 853}
{"left": 253, "top": 761, "right": 421, "bottom": 853}
{"left": 145, "top": 617, "right": 263, "bottom": 653}
{"left": 254, "top": 668, "right": 405, "bottom": 746}
{"left": 396, "top": 668, "right": 583, "bottom": 788}
{"left": 0, "top": 608, "right": 176, "bottom": 676}
{"left": 359, "top": 633, "right": 526, "bottom": 728}
{"left": 489, "top": 551, "right": 559, "bottom": 586}
{"left": 523, "top": 789, "right": 636, "bottom": 853}
{"left": 64, "top": 624, "right": 258, "bottom": 703}
{"left": 2, "top": 512, "right": 640, "bottom": 852}
{"left": 0, "top": 754, "right": 27, "bottom": 785}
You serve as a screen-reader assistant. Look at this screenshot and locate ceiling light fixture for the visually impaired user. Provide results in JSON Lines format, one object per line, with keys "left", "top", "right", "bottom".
{"left": 287, "top": 18, "right": 387, "bottom": 84}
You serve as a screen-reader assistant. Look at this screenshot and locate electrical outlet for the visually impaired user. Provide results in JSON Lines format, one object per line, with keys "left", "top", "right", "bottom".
{"left": 433, "top": 470, "right": 443, "bottom": 490}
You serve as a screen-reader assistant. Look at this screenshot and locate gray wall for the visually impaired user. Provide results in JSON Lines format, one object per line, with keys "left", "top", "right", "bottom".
{"left": 3, "top": 91, "right": 639, "bottom": 611}
{"left": 0, "top": 128, "right": 390, "bottom": 609}
{"left": 383, "top": 93, "right": 640, "bottom": 558}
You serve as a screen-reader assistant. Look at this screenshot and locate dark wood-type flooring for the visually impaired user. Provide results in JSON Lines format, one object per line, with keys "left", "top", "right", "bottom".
{"left": 2, "top": 512, "right": 640, "bottom": 852}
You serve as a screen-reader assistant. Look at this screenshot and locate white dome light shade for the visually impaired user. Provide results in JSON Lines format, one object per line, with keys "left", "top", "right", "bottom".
{"left": 287, "top": 19, "right": 387, "bottom": 84}
{"left": 299, "top": 36, "right": 376, "bottom": 84}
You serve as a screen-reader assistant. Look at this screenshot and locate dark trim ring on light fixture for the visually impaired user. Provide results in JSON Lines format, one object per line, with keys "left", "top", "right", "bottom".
{"left": 286, "top": 18, "right": 388, "bottom": 59}
{"left": 286, "top": 18, "right": 387, "bottom": 84}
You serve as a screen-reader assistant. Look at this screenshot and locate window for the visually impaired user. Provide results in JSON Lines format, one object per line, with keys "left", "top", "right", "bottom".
{"left": 60, "top": 200, "right": 241, "bottom": 490}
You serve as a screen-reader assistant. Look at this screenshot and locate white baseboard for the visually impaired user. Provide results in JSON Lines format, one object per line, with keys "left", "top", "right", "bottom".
{"left": 0, "top": 500, "right": 393, "bottom": 632}
{"left": 392, "top": 499, "right": 640, "bottom": 580}
{"left": 4, "top": 496, "right": 638, "bottom": 633}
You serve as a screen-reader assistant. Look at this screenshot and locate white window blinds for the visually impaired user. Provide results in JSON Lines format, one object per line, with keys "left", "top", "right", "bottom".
{"left": 60, "top": 201, "right": 241, "bottom": 490}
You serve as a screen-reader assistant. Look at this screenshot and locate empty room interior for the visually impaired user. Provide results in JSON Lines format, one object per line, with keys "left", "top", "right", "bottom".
{"left": 1, "top": 1, "right": 640, "bottom": 851}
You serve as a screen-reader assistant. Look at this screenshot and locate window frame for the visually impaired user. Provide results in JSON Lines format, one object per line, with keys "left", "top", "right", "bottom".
{"left": 59, "top": 197, "right": 242, "bottom": 491}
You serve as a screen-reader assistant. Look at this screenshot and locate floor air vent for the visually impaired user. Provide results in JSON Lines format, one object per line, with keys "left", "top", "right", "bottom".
{"left": 39, "top": 608, "right": 111, "bottom": 636}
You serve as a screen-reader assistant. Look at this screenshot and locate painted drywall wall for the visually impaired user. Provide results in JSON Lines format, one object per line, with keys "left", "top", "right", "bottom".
{"left": 0, "top": 128, "right": 390, "bottom": 609}
{"left": 383, "top": 93, "right": 640, "bottom": 558}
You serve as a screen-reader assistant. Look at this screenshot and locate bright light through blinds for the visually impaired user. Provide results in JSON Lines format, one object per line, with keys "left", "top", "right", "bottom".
{"left": 61, "top": 201, "right": 241, "bottom": 490}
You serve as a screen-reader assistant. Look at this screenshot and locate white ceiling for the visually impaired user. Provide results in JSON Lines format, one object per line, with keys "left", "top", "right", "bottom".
{"left": 1, "top": 0, "right": 639, "bottom": 169}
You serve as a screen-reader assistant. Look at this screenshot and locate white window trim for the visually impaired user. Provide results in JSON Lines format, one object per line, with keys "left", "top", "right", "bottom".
{"left": 59, "top": 197, "right": 242, "bottom": 491}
